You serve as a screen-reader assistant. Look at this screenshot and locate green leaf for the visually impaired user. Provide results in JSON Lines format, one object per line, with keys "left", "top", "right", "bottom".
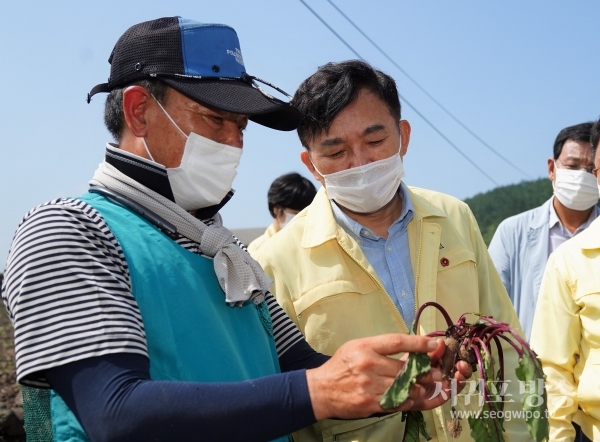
{"left": 379, "top": 352, "right": 431, "bottom": 409}
{"left": 468, "top": 401, "right": 505, "bottom": 442}
{"left": 480, "top": 346, "right": 495, "bottom": 384}
{"left": 401, "top": 411, "right": 432, "bottom": 442}
{"left": 515, "top": 352, "right": 549, "bottom": 442}
{"left": 480, "top": 346, "right": 503, "bottom": 404}
{"left": 494, "top": 369, "right": 505, "bottom": 412}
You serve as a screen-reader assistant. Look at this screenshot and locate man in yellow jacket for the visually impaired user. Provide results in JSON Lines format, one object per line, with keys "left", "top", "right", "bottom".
{"left": 253, "top": 60, "right": 531, "bottom": 441}
{"left": 530, "top": 118, "right": 600, "bottom": 442}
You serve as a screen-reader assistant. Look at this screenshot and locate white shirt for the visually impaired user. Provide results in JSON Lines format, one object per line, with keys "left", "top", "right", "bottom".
{"left": 548, "top": 196, "right": 598, "bottom": 254}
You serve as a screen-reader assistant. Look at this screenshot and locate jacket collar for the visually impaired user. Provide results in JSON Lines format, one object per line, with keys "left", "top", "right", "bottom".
{"left": 529, "top": 198, "right": 553, "bottom": 230}
{"left": 406, "top": 186, "right": 447, "bottom": 220}
{"left": 302, "top": 187, "right": 339, "bottom": 248}
{"left": 529, "top": 196, "right": 600, "bottom": 232}
{"left": 301, "top": 185, "right": 446, "bottom": 248}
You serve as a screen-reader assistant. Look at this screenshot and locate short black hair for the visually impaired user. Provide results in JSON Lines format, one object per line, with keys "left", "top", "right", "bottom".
{"left": 267, "top": 173, "right": 317, "bottom": 218}
{"left": 104, "top": 79, "right": 169, "bottom": 141}
{"left": 552, "top": 122, "right": 593, "bottom": 160}
{"left": 591, "top": 119, "right": 600, "bottom": 160}
{"left": 291, "top": 60, "right": 401, "bottom": 148}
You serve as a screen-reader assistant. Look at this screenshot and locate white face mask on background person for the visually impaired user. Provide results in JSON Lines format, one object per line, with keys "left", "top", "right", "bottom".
{"left": 277, "top": 210, "right": 296, "bottom": 229}
{"left": 143, "top": 97, "right": 242, "bottom": 211}
{"left": 313, "top": 151, "right": 405, "bottom": 214}
{"left": 553, "top": 166, "right": 599, "bottom": 211}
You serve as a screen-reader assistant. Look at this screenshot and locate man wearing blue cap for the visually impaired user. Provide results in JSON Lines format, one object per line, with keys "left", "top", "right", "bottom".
{"left": 1, "top": 17, "right": 468, "bottom": 441}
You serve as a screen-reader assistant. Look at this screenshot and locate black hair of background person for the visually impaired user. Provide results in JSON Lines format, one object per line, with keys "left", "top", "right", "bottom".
{"left": 553, "top": 122, "right": 594, "bottom": 160}
{"left": 267, "top": 173, "right": 317, "bottom": 218}
{"left": 590, "top": 119, "right": 600, "bottom": 158}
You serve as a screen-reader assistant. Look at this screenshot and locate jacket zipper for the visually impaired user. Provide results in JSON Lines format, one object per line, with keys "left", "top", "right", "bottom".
{"left": 412, "top": 218, "right": 424, "bottom": 330}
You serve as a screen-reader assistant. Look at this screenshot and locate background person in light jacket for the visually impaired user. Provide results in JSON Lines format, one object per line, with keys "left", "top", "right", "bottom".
{"left": 488, "top": 122, "right": 599, "bottom": 341}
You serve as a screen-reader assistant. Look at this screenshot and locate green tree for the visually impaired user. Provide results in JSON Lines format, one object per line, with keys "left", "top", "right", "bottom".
{"left": 464, "top": 178, "right": 553, "bottom": 246}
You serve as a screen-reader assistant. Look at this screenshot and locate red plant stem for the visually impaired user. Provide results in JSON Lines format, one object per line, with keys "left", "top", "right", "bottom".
{"left": 503, "top": 328, "right": 542, "bottom": 370}
{"left": 484, "top": 328, "right": 507, "bottom": 346}
{"left": 466, "top": 327, "right": 486, "bottom": 344}
{"left": 478, "top": 315, "right": 499, "bottom": 324}
{"left": 472, "top": 338, "right": 504, "bottom": 437}
{"left": 456, "top": 325, "right": 471, "bottom": 338}
{"left": 413, "top": 301, "right": 454, "bottom": 332}
{"left": 471, "top": 344, "right": 490, "bottom": 402}
{"left": 472, "top": 337, "right": 493, "bottom": 366}
{"left": 458, "top": 312, "right": 469, "bottom": 323}
{"left": 496, "top": 334, "right": 524, "bottom": 358}
{"left": 426, "top": 331, "right": 446, "bottom": 338}
{"left": 455, "top": 314, "right": 468, "bottom": 327}
{"left": 472, "top": 336, "right": 498, "bottom": 404}
{"left": 485, "top": 326, "right": 543, "bottom": 376}
{"left": 492, "top": 335, "right": 505, "bottom": 411}
{"left": 480, "top": 324, "right": 503, "bottom": 339}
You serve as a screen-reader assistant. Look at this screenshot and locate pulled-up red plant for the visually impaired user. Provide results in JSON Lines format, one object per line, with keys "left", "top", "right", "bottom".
{"left": 380, "top": 302, "right": 548, "bottom": 441}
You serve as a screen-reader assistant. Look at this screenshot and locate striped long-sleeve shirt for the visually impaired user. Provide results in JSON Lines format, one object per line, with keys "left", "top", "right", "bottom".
{"left": 2, "top": 145, "right": 305, "bottom": 387}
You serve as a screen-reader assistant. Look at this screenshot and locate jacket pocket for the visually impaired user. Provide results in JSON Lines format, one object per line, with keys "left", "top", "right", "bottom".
{"left": 316, "top": 413, "right": 405, "bottom": 442}
{"left": 437, "top": 248, "right": 476, "bottom": 272}
{"left": 435, "top": 247, "right": 480, "bottom": 321}
{"left": 577, "top": 349, "right": 600, "bottom": 421}
{"left": 294, "top": 279, "right": 377, "bottom": 317}
{"left": 292, "top": 280, "right": 404, "bottom": 355}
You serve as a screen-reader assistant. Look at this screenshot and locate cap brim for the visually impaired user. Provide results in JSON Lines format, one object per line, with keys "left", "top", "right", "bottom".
{"left": 160, "top": 78, "right": 301, "bottom": 131}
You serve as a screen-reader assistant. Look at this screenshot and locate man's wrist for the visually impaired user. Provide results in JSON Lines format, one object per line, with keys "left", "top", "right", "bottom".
{"left": 306, "top": 367, "right": 330, "bottom": 421}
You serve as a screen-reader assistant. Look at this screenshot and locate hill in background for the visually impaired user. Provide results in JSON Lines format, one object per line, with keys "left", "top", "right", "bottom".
{"left": 463, "top": 178, "right": 553, "bottom": 245}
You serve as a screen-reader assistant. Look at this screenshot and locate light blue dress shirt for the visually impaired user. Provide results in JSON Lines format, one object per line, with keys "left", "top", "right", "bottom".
{"left": 548, "top": 196, "right": 597, "bottom": 254}
{"left": 331, "top": 183, "right": 416, "bottom": 328}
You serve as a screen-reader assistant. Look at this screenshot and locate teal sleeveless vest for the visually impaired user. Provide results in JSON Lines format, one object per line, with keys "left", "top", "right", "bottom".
{"left": 48, "top": 193, "right": 287, "bottom": 441}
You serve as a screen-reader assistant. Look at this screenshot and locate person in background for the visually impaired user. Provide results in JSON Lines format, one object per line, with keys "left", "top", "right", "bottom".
{"left": 255, "top": 59, "right": 527, "bottom": 441}
{"left": 248, "top": 172, "right": 316, "bottom": 254}
{"left": 1, "top": 18, "right": 468, "bottom": 442}
{"left": 488, "top": 122, "right": 599, "bottom": 341}
{"left": 529, "top": 118, "right": 600, "bottom": 442}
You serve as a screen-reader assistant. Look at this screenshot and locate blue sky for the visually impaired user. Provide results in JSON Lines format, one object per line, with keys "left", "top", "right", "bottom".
{"left": 1, "top": 1, "right": 599, "bottom": 260}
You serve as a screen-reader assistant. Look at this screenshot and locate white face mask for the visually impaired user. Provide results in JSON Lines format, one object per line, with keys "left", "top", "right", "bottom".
{"left": 313, "top": 151, "right": 405, "bottom": 214}
{"left": 553, "top": 166, "right": 599, "bottom": 211}
{"left": 278, "top": 210, "right": 296, "bottom": 229}
{"left": 144, "top": 98, "right": 242, "bottom": 211}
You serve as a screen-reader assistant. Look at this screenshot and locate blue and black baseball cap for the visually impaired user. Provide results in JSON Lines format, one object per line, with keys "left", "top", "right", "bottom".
{"left": 87, "top": 17, "right": 300, "bottom": 131}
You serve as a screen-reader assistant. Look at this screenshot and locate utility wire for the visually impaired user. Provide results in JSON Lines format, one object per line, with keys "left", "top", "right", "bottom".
{"left": 326, "top": 0, "right": 532, "bottom": 180}
{"left": 298, "top": 0, "right": 500, "bottom": 187}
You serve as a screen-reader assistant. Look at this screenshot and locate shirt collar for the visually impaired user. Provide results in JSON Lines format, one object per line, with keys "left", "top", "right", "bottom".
{"left": 548, "top": 196, "right": 599, "bottom": 233}
{"left": 105, "top": 143, "right": 174, "bottom": 200}
{"left": 332, "top": 182, "right": 414, "bottom": 240}
{"left": 103, "top": 144, "right": 233, "bottom": 220}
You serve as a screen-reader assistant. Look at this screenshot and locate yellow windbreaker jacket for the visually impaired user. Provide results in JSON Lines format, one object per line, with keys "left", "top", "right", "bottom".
{"left": 530, "top": 217, "right": 600, "bottom": 441}
{"left": 254, "top": 186, "right": 531, "bottom": 442}
{"left": 247, "top": 224, "right": 277, "bottom": 255}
